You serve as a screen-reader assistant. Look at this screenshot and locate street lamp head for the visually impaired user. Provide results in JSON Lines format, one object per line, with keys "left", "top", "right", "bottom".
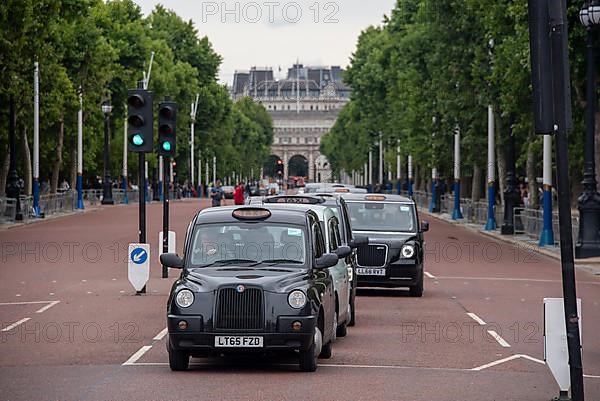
{"left": 579, "top": 2, "right": 591, "bottom": 27}
{"left": 589, "top": 1, "right": 600, "bottom": 26}
{"left": 101, "top": 100, "right": 112, "bottom": 115}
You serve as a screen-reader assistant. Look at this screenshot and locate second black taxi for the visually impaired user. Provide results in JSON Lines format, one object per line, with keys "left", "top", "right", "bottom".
{"left": 341, "top": 193, "right": 429, "bottom": 297}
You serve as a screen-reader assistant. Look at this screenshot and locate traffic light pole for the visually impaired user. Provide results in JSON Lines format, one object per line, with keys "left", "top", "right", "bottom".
{"left": 549, "top": 1, "right": 584, "bottom": 398}
{"left": 137, "top": 152, "right": 146, "bottom": 295}
{"left": 162, "top": 156, "right": 169, "bottom": 279}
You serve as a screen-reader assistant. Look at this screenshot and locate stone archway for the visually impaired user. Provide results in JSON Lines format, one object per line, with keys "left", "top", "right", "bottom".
{"left": 288, "top": 155, "right": 309, "bottom": 178}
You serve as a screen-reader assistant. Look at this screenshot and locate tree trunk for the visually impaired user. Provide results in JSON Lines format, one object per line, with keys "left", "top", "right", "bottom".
{"left": 51, "top": 116, "right": 64, "bottom": 194}
{"left": 495, "top": 113, "right": 506, "bottom": 206}
{"left": 471, "top": 163, "right": 482, "bottom": 202}
{"left": 22, "top": 126, "right": 32, "bottom": 196}
{"left": 413, "top": 164, "right": 420, "bottom": 191}
{"left": 0, "top": 151, "right": 9, "bottom": 197}
{"left": 70, "top": 148, "right": 77, "bottom": 190}
{"left": 595, "top": 110, "right": 600, "bottom": 189}
{"left": 526, "top": 137, "right": 538, "bottom": 209}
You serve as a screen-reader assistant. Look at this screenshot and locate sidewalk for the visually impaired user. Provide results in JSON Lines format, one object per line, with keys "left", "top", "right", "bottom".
{"left": 419, "top": 208, "right": 600, "bottom": 277}
{"left": 0, "top": 205, "right": 100, "bottom": 231}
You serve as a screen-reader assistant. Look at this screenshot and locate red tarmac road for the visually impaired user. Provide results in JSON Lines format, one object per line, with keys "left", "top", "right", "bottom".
{"left": 0, "top": 199, "right": 599, "bottom": 400}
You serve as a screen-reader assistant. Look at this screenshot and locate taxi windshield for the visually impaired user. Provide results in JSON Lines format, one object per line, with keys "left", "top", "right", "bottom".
{"left": 346, "top": 202, "right": 416, "bottom": 232}
{"left": 189, "top": 223, "right": 307, "bottom": 267}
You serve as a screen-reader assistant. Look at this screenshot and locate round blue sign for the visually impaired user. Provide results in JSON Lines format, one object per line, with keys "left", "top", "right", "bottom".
{"left": 131, "top": 248, "right": 148, "bottom": 265}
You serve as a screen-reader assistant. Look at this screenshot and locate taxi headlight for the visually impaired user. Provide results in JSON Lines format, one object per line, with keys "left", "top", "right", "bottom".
{"left": 176, "top": 289, "right": 194, "bottom": 308}
{"left": 288, "top": 290, "right": 307, "bottom": 309}
{"left": 401, "top": 244, "right": 415, "bottom": 259}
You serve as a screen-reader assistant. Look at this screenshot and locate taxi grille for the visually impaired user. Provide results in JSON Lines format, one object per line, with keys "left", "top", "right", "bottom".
{"left": 357, "top": 244, "right": 387, "bottom": 267}
{"left": 215, "top": 287, "right": 264, "bottom": 331}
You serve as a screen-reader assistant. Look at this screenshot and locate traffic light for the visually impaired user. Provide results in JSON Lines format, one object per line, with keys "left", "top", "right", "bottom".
{"left": 277, "top": 159, "right": 283, "bottom": 176}
{"left": 158, "top": 101, "right": 177, "bottom": 157}
{"left": 127, "top": 89, "right": 153, "bottom": 153}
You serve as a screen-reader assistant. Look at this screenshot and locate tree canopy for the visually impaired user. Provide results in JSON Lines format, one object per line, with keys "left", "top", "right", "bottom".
{"left": 0, "top": 0, "right": 272, "bottom": 195}
{"left": 321, "top": 0, "right": 593, "bottom": 203}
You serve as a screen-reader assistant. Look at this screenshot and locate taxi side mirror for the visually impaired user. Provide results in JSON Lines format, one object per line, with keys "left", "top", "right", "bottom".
{"left": 420, "top": 221, "right": 430, "bottom": 232}
{"left": 160, "top": 253, "right": 184, "bottom": 269}
{"left": 334, "top": 245, "right": 352, "bottom": 259}
{"left": 349, "top": 235, "right": 369, "bottom": 249}
{"left": 315, "top": 253, "right": 339, "bottom": 269}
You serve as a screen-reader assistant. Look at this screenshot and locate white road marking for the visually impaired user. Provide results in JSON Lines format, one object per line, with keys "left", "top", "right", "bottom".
{"left": 471, "top": 354, "right": 544, "bottom": 371}
{"left": 122, "top": 345, "right": 153, "bottom": 366}
{"left": 153, "top": 327, "right": 168, "bottom": 341}
{"left": 35, "top": 301, "right": 60, "bottom": 313}
{"left": 487, "top": 330, "right": 511, "bottom": 348}
{"left": 584, "top": 374, "right": 600, "bottom": 379}
{"left": 424, "top": 271, "right": 436, "bottom": 279}
{"left": 435, "top": 276, "right": 600, "bottom": 285}
{"left": 0, "top": 301, "right": 54, "bottom": 306}
{"left": 1, "top": 318, "right": 31, "bottom": 332}
{"left": 466, "top": 312, "right": 487, "bottom": 326}
{"left": 15, "top": 294, "right": 21, "bottom": 297}
{"left": 122, "top": 327, "right": 171, "bottom": 365}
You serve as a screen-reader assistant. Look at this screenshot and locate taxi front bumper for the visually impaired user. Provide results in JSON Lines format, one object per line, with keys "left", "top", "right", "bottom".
{"left": 167, "top": 314, "right": 316, "bottom": 354}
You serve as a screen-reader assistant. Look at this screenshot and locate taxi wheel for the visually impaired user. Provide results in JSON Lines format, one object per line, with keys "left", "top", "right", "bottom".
{"left": 337, "top": 305, "right": 349, "bottom": 337}
{"left": 168, "top": 348, "right": 190, "bottom": 371}
{"left": 300, "top": 327, "right": 321, "bottom": 372}
{"left": 348, "top": 296, "right": 356, "bottom": 327}
{"left": 319, "top": 313, "right": 335, "bottom": 359}
{"left": 409, "top": 276, "right": 424, "bottom": 297}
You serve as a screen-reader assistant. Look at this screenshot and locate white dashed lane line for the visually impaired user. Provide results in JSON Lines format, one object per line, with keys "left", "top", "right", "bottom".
{"left": 0, "top": 300, "right": 61, "bottom": 332}
{"left": 424, "top": 271, "right": 436, "bottom": 279}
{"left": 486, "top": 330, "right": 511, "bottom": 348}
{"left": 122, "top": 345, "right": 153, "bottom": 366}
{"left": 35, "top": 300, "right": 60, "bottom": 314}
{"left": 1, "top": 318, "right": 31, "bottom": 332}
{"left": 466, "top": 312, "right": 487, "bottom": 326}
{"left": 122, "top": 326, "right": 169, "bottom": 366}
{"left": 153, "top": 327, "right": 168, "bottom": 341}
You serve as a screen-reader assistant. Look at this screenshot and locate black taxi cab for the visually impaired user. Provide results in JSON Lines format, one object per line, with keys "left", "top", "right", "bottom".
{"left": 341, "top": 193, "right": 429, "bottom": 297}
{"left": 258, "top": 194, "right": 368, "bottom": 326}
{"left": 160, "top": 206, "right": 340, "bottom": 372}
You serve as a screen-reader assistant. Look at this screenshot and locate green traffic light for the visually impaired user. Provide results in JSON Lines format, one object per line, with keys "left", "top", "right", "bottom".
{"left": 162, "top": 141, "right": 171, "bottom": 151}
{"left": 132, "top": 134, "right": 144, "bottom": 146}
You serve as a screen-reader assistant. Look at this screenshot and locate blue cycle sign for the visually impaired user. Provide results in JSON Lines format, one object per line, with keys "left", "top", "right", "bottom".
{"left": 131, "top": 247, "right": 148, "bottom": 265}
{"left": 128, "top": 244, "right": 150, "bottom": 292}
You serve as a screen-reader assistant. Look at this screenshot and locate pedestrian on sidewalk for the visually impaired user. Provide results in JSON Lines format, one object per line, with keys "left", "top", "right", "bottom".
{"left": 233, "top": 182, "right": 245, "bottom": 205}
{"left": 210, "top": 180, "right": 224, "bottom": 207}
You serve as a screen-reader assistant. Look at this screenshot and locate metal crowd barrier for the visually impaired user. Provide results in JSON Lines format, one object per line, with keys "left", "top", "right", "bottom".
{"left": 0, "top": 197, "right": 17, "bottom": 223}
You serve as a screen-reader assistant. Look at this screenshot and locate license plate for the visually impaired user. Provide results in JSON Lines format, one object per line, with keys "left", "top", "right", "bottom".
{"left": 214, "top": 336, "right": 264, "bottom": 348}
{"left": 356, "top": 268, "right": 386, "bottom": 276}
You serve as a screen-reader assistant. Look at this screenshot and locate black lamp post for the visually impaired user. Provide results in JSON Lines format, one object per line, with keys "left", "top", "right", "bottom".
{"left": 576, "top": 1, "right": 600, "bottom": 258}
{"left": 501, "top": 117, "right": 521, "bottom": 235}
{"left": 101, "top": 100, "right": 114, "bottom": 205}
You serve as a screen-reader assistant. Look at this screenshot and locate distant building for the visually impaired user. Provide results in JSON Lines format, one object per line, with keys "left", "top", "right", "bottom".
{"left": 231, "top": 64, "right": 350, "bottom": 182}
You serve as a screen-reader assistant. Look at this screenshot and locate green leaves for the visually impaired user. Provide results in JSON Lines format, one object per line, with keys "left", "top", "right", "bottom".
{"left": 322, "top": 0, "right": 588, "bottom": 187}
{"left": 0, "top": 0, "right": 272, "bottom": 189}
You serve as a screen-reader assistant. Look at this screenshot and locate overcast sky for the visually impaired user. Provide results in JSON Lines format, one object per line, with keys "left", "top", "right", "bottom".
{"left": 133, "top": 0, "right": 396, "bottom": 84}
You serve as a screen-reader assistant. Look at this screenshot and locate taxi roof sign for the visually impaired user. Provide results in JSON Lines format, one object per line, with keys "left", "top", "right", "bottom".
{"left": 365, "top": 195, "right": 387, "bottom": 201}
{"left": 335, "top": 188, "right": 350, "bottom": 193}
{"left": 232, "top": 208, "right": 272, "bottom": 220}
{"left": 264, "top": 196, "right": 325, "bottom": 205}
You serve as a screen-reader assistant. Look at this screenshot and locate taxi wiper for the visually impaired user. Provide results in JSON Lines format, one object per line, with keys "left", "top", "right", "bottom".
{"left": 252, "top": 259, "right": 304, "bottom": 266}
{"left": 198, "top": 259, "right": 259, "bottom": 267}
